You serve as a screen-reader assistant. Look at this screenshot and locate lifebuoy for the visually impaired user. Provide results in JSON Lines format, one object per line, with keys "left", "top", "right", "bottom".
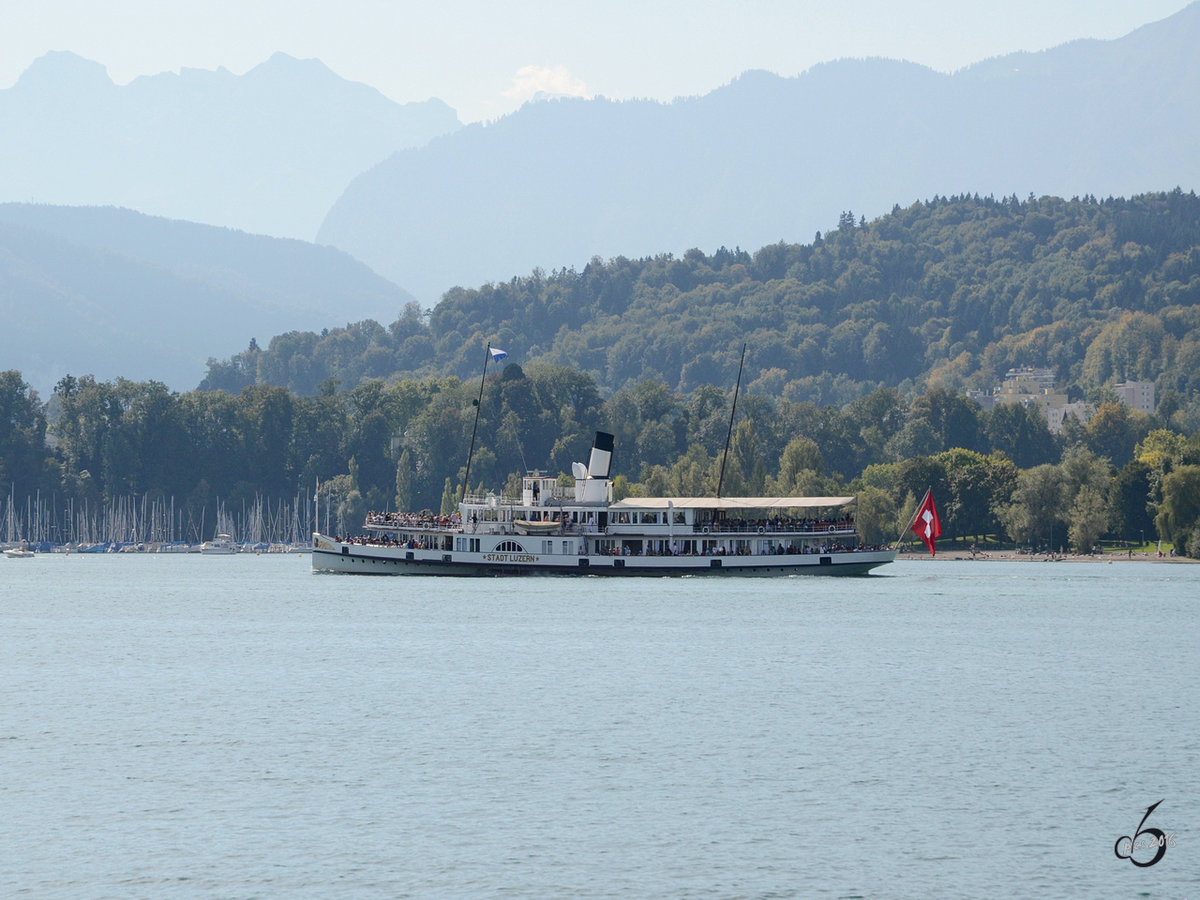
{"left": 758, "top": 526, "right": 765, "bottom": 534}
{"left": 702, "top": 526, "right": 710, "bottom": 534}
{"left": 827, "top": 525, "right": 836, "bottom": 534}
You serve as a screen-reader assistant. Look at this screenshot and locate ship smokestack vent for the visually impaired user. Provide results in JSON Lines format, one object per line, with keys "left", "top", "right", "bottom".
{"left": 588, "top": 432, "right": 614, "bottom": 479}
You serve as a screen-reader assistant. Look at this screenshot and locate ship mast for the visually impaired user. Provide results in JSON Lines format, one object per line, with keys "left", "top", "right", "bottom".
{"left": 716, "top": 343, "right": 747, "bottom": 498}
{"left": 462, "top": 342, "right": 498, "bottom": 502}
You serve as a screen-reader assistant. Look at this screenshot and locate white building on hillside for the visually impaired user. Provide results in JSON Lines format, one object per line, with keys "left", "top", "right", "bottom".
{"left": 1113, "top": 381, "right": 1155, "bottom": 415}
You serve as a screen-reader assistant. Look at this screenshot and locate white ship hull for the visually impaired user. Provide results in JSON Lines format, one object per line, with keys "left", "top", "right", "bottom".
{"left": 312, "top": 533, "right": 895, "bottom": 577}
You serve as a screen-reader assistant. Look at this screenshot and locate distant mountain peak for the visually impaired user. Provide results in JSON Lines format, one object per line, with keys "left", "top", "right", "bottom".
{"left": 14, "top": 51, "right": 112, "bottom": 91}
{"left": 1, "top": 52, "right": 462, "bottom": 240}
{"left": 246, "top": 52, "right": 340, "bottom": 84}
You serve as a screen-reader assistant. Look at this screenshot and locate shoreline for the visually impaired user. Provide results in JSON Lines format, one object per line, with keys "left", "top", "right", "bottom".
{"left": 900, "top": 549, "right": 1198, "bottom": 563}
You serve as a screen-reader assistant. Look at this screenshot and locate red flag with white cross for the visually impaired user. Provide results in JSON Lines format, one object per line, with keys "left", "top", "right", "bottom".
{"left": 910, "top": 489, "right": 941, "bottom": 556}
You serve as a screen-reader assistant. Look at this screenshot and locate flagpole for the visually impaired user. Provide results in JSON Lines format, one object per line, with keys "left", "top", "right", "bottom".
{"left": 462, "top": 342, "right": 492, "bottom": 503}
{"left": 895, "top": 486, "right": 932, "bottom": 546}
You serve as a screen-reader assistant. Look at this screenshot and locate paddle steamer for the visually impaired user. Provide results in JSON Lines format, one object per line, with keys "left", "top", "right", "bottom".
{"left": 312, "top": 432, "right": 895, "bottom": 576}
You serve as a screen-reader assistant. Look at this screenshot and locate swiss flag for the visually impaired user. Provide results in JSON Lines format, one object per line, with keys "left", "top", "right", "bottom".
{"left": 910, "top": 489, "right": 941, "bottom": 556}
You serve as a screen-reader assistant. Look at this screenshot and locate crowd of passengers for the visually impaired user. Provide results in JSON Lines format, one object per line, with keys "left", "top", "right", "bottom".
{"left": 338, "top": 533, "right": 446, "bottom": 550}
{"left": 365, "top": 511, "right": 460, "bottom": 530}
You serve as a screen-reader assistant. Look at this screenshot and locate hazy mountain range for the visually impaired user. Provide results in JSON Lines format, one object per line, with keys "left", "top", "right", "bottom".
{"left": 319, "top": 2, "right": 1200, "bottom": 301}
{"left": 0, "top": 51, "right": 459, "bottom": 239}
{"left": 0, "top": 204, "right": 413, "bottom": 395}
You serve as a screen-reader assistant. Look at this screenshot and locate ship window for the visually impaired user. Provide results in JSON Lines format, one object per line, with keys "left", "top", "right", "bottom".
{"left": 496, "top": 540, "right": 526, "bottom": 553}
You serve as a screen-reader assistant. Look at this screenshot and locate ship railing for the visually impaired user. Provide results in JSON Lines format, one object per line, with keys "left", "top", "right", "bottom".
{"left": 690, "top": 520, "right": 855, "bottom": 536}
{"left": 455, "top": 518, "right": 596, "bottom": 536}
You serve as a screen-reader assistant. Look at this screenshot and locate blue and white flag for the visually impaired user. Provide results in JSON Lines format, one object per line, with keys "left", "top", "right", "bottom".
{"left": 489, "top": 347, "right": 508, "bottom": 361}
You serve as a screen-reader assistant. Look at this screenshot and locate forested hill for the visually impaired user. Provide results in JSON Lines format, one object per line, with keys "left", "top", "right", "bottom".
{"left": 208, "top": 191, "right": 1200, "bottom": 416}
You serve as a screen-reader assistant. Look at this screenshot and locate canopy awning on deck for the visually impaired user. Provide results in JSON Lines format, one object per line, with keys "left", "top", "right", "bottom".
{"left": 609, "top": 496, "right": 855, "bottom": 511}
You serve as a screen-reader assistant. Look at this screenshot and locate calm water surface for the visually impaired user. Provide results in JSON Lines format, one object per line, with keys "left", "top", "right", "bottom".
{"left": 2, "top": 555, "right": 1197, "bottom": 898}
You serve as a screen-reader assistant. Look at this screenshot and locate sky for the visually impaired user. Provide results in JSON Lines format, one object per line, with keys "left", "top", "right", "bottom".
{"left": 2, "top": 0, "right": 1192, "bottom": 123}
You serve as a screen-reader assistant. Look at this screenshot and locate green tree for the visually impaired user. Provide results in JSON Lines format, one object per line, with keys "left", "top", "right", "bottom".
{"left": 669, "top": 444, "right": 715, "bottom": 496}
{"left": 124, "top": 380, "right": 190, "bottom": 497}
{"left": 1080, "top": 311, "right": 1165, "bottom": 389}
{"left": 0, "top": 371, "right": 52, "bottom": 496}
{"left": 1134, "top": 427, "right": 1188, "bottom": 522}
{"left": 1135, "top": 428, "right": 1188, "bottom": 472}
{"left": 440, "top": 477, "right": 458, "bottom": 516}
{"left": 997, "top": 464, "right": 1064, "bottom": 549}
{"left": 843, "top": 388, "right": 907, "bottom": 468}
{"left": 1059, "top": 445, "right": 1111, "bottom": 506}
{"left": 983, "top": 453, "right": 1020, "bottom": 537}
{"left": 1067, "top": 486, "right": 1108, "bottom": 553}
{"left": 1155, "top": 465, "right": 1200, "bottom": 554}
{"left": 684, "top": 384, "right": 735, "bottom": 452}
{"left": 238, "top": 384, "right": 295, "bottom": 499}
{"left": 638, "top": 464, "right": 670, "bottom": 496}
{"left": 907, "top": 388, "right": 984, "bottom": 454}
{"left": 854, "top": 486, "right": 896, "bottom": 546}
{"left": 1109, "top": 459, "right": 1155, "bottom": 545}
{"left": 892, "top": 456, "right": 950, "bottom": 520}
{"left": 289, "top": 389, "right": 349, "bottom": 488}
{"left": 403, "top": 378, "right": 473, "bottom": 508}
{"left": 611, "top": 473, "right": 634, "bottom": 501}
{"left": 985, "top": 402, "right": 1058, "bottom": 469}
{"left": 178, "top": 388, "right": 244, "bottom": 499}
{"left": 394, "top": 449, "right": 414, "bottom": 512}
{"left": 775, "top": 436, "right": 824, "bottom": 491}
{"left": 53, "top": 374, "right": 120, "bottom": 501}
{"left": 727, "top": 419, "right": 766, "bottom": 495}
{"left": 884, "top": 418, "right": 941, "bottom": 461}
{"left": 318, "top": 471, "right": 361, "bottom": 536}
{"left": 1083, "top": 402, "right": 1152, "bottom": 469}
{"left": 934, "top": 448, "right": 995, "bottom": 544}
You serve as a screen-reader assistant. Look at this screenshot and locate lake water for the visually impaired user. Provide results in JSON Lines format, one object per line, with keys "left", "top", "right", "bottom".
{"left": 2, "top": 554, "right": 1197, "bottom": 899}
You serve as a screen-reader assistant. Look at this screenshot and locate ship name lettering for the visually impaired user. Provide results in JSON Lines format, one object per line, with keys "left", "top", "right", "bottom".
{"left": 482, "top": 553, "right": 539, "bottom": 563}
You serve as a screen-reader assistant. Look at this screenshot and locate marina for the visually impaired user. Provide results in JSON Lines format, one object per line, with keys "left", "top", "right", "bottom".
{"left": 1, "top": 490, "right": 313, "bottom": 554}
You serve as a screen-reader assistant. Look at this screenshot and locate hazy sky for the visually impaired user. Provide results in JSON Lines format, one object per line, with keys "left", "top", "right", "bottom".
{"left": 3, "top": 1, "right": 1190, "bottom": 123}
